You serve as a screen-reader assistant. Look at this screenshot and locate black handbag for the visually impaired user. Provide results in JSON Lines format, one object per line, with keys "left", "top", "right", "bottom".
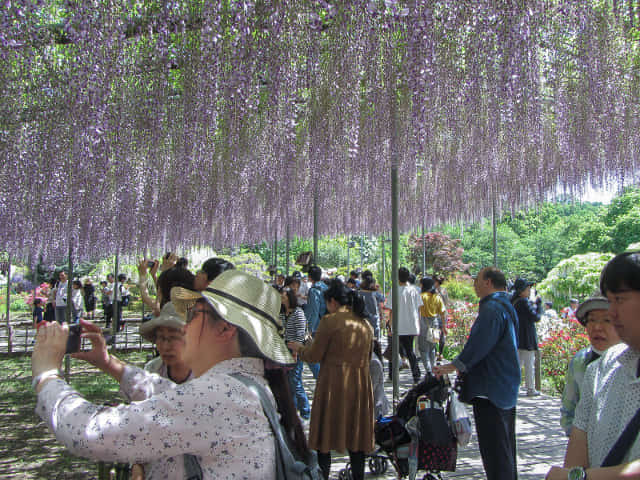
{"left": 453, "top": 373, "right": 473, "bottom": 404}
{"left": 416, "top": 397, "right": 454, "bottom": 447}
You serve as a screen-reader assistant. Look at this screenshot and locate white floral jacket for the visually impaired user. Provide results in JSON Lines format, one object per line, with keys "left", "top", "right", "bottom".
{"left": 36, "top": 357, "right": 277, "bottom": 479}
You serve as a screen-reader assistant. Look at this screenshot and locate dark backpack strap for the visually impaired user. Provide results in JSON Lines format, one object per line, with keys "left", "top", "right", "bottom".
{"left": 601, "top": 407, "right": 640, "bottom": 467}
{"left": 184, "top": 453, "right": 203, "bottom": 480}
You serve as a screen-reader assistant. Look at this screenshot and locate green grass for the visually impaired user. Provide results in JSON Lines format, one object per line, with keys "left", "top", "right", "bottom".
{"left": 0, "top": 350, "right": 152, "bottom": 479}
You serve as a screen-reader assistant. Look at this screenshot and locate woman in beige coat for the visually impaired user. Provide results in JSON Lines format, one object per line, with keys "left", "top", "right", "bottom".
{"left": 289, "top": 278, "right": 375, "bottom": 480}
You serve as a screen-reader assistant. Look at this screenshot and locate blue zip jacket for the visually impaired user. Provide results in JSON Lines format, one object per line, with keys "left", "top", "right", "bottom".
{"left": 303, "top": 281, "right": 328, "bottom": 334}
{"left": 452, "top": 291, "right": 521, "bottom": 409}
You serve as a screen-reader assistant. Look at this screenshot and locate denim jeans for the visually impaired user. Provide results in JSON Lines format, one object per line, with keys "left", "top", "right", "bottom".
{"left": 288, "top": 359, "right": 310, "bottom": 419}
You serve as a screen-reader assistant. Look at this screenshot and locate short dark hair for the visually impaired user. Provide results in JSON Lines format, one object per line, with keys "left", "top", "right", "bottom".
{"left": 480, "top": 267, "right": 507, "bottom": 290}
{"left": 421, "top": 276, "right": 435, "bottom": 293}
{"left": 600, "top": 251, "right": 640, "bottom": 295}
{"left": 398, "top": 267, "right": 410, "bottom": 283}
{"left": 350, "top": 270, "right": 358, "bottom": 277}
{"left": 284, "top": 276, "right": 300, "bottom": 288}
{"left": 201, "top": 258, "right": 235, "bottom": 282}
{"left": 309, "top": 265, "right": 322, "bottom": 282}
{"left": 117, "top": 273, "right": 127, "bottom": 282}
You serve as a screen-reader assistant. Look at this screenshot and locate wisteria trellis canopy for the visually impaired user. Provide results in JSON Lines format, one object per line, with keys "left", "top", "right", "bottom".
{"left": 1, "top": 0, "right": 638, "bottom": 263}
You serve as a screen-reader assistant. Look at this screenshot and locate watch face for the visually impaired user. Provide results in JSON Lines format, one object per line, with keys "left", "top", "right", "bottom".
{"left": 568, "top": 467, "right": 586, "bottom": 480}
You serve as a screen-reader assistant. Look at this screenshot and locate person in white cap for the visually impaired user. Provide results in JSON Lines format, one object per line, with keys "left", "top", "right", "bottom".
{"left": 560, "top": 296, "right": 620, "bottom": 436}
{"left": 31, "top": 270, "right": 307, "bottom": 479}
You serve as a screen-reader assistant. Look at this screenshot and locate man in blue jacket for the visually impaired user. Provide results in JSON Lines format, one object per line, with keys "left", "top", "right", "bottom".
{"left": 434, "top": 266, "right": 520, "bottom": 480}
{"left": 303, "top": 265, "right": 327, "bottom": 379}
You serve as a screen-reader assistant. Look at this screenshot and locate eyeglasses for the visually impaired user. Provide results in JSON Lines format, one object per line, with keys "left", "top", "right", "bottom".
{"left": 155, "top": 335, "right": 184, "bottom": 345}
{"left": 186, "top": 307, "right": 211, "bottom": 324}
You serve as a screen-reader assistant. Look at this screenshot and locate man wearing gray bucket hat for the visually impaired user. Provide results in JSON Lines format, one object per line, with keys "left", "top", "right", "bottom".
{"left": 560, "top": 297, "right": 620, "bottom": 436}
{"left": 31, "top": 269, "right": 307, "bottom": 479}
{"left": 136, "top": 302, "right": 193, "bottom": 384}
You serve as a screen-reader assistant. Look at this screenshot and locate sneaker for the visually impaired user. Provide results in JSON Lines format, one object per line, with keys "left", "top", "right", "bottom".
{"left": 527, "top": 389, "right": 541, "bottom": 397}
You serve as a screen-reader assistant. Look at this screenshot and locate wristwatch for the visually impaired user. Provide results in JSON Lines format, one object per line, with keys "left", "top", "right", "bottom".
{"left": 567, "top": 466, "right": 587, "bottom": 480}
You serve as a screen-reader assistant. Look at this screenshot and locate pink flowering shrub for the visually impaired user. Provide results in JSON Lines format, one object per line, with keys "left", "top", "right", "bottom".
{"left": 539, "top": 320, "right": 589, "bottom": 395}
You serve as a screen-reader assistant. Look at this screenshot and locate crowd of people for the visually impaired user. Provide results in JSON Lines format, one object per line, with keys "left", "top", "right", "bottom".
{"left": 29, "top": 250, "right": 640, "bottom": 479}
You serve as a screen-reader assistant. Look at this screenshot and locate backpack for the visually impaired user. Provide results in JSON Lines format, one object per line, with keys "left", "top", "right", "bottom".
{"left": 184, "top": 373, "right": 322, "bottom": 480}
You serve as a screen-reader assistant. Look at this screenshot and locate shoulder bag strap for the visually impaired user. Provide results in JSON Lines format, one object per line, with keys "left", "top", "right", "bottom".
{"left": 181, "top": 374, "right": 285, "bottom": 480}
{"left": 601, "top": 407, "right": 640, "bottom": 467}
{"left": 230, "top": 373, "right": 287, "bottom": 479}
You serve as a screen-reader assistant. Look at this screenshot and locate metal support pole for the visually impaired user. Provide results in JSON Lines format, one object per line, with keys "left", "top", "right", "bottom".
{"left": 285, "top": 224, "right": 290, "bottom": 276}
{"left": 360, "top": 233, "right": 364, "bottom": 269}
{"left": 64, "top": 245, "right": 73, "bottom": 381}
{"left": 347, "top": 246, "right": 351, "bottom": 273}
{"left": 313, "top": 189, "right": 319, "bottom": 265}
{"left": 422, "top": 222, "right": 426, "bottom": 276}
{"left": 391, "top": 156, "right": 400, "bottom": 404}
{"left": 113, "top": 252, "right": 120, "bottom": 344}
{"left": 492, "top": 195, "right": 498, "bottom": 267}
{"left": 273, "top": 235, "right": 278, "bottom": 276}
{"left": 381, "top": 236, "right": 386, "bottom": 298}
{"left": 6, "top": 254, "right": 12, "bottom": 354}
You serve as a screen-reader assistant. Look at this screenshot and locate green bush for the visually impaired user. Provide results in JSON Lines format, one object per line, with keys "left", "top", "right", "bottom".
{"left": 10, "top": 296, "right": 29, "bottom": 312}
{"left": 445, "top": 278, "right": 478, "bottom": 303}
{"left": 537, "top": 252, "right": 614, "bottom": 307}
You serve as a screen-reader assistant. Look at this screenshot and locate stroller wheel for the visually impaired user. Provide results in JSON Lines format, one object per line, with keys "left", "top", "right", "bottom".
{"left": 368, "top": 456, "right": 388, "bottom": 475}
{"left": 338, "top": 467, "right": 352, "bottom": 480}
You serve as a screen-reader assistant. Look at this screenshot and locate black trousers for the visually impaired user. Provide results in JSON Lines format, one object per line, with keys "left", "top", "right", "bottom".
{"left": 472, "top": 397, "right": 517, "bottom": 480}
{"left": 103, "top": 303, "right": 113, "bottom": 327}
{"left": 389, "top": 335, "right": 421, "bottom": 382}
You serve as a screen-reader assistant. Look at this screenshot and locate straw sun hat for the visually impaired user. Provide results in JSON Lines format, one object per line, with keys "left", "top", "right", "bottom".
{"left": 171, "top": 270, "right": 294, "bottom": 365}
{"left": 139, "top": 302, "right": 185, "bottom": 342}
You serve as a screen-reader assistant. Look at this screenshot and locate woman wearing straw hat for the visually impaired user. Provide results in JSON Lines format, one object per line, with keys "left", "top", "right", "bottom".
{"left": 31, "top": 270, "right": 307, "bottom": 479}
{"left": 288, "top": 279, "right": 375, "bottom": 480}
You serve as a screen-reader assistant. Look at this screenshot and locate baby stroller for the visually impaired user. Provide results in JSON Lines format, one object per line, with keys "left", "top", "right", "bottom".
{"left": 371, "top": 374, "right": 460, "bottom": 480}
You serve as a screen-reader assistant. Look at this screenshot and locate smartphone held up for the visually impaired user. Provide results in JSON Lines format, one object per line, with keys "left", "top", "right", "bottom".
{"left": 65, "top": 324, "right": 83, "bottom": 354}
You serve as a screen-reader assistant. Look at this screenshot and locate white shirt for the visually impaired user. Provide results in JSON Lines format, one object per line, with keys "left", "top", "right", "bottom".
{"left": 37, "top": 357, "right": 277, "bottom": 479}
{"left": 55, "top": 281, "right": 68, "bottom": 306}
{"left": 574, "top": 343, "right": 640, "bottom": 467}
{"left": 385, "top": 285, "right": 423, "bottom": 336}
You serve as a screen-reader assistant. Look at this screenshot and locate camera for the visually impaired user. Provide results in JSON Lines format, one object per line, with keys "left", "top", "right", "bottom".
{"left": 65, "top": 324, "right": 82, "bottom": 354}
{"left": 147, "top": 260, "right": 156, "bottom": 268}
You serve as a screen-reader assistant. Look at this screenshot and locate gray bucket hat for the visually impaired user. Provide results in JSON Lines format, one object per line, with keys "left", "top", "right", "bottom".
{"left": 575, "top": 296, "right": 609, "bottom": 326}
{"left": 139, "top": 302, "right": 185, "bottom": 342}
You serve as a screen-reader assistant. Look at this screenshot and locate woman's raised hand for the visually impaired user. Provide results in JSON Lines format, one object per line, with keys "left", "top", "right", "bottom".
{"left": 72, "top": 319, "right": 111, "bottom": 371}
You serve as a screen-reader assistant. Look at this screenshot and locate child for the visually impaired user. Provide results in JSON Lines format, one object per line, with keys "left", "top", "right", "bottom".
{"left": 32, "top": 298, "right": 44, "bottom": 328}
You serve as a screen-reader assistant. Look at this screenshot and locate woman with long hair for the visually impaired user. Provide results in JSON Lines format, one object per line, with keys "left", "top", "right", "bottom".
{"left": 289, "top": 279, "right": 375, "bottom": 480}
{"left": 31, "top": 270, "right": 307, "bottom": 478}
